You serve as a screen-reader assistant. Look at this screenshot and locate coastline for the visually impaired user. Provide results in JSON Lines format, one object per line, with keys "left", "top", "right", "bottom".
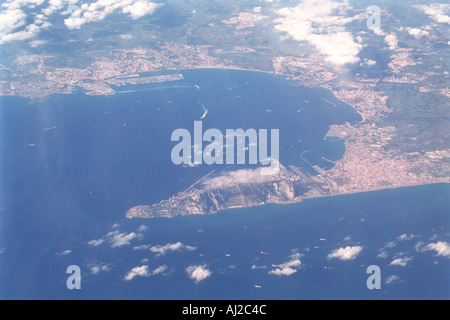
{"left": 235, "top": 180, "right": 450, "bottom": 212}
{"left": 127, "top": 180, "right": 450, "bottom": 219}
{"left": 1, "top": 65, "right": 447, "bottom": 220}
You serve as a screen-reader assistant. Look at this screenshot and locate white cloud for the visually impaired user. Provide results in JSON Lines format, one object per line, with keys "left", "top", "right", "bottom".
{"left": 370, "top": 27, "right": 385, "bottom": 36}
{"left": 384, "top": 33, "right": 398, "bottom": 50}
{"left": 414, "top": 3, "right": 450, "bottom": 24}
{"left": 186, "top": 264, "right": 211, "bottom": 284}
{"left": 124, "top": 265, "right": 150, "bottom": 281}
{"left": 253, "top": 6, "right": 262, "bottom": 14}
{"left": 87, "top": 239, "right": 105, "bottom": 246}
{"left": 0, "top": 8, "right": 27, "bottom": 35}
{"left": 132, "top": 244, "right": 151, "bottom": 250}
{"left": 122, "top": 0, "right": 162, "bottom": 19}
{"left": 416, "top": 241, "right": 450, "bottom": 257}
{"left": 362, "top": 58, "right": 376, "bottom": 66}
{"left": 0, "top": 0, "right": 58, "bottom": 44}
{"left": 425, "top": 241, "right": 450, "bottom": 257}
{"left": 29, "top": 39, "right": 48, "bottom": 47}
{"left": 384, "top": 241, "right": 396, "bottom": 249}
{"left": 89, "top": 228, "right": 143, "bottom": 248}
{"left": 385, "top": 275, "right": 404, "bottom": 285}
{"left": 273, "top": 0, "right": 364, "bottom": 66}
{"left": 327, "top": 246, "right": 362, "bottom": 260}
{"left": 0, "top": 23, "right": 41, "bottom": 43}
{"left": 406, "top": 27, "right": 429, "bottom": 38}
{"left": 377, "top": 250, "right": 388, "bottom": 259}
{"left": 0, "top": 0, "right": 163, "bottom": 42}
{"left": 57, "top": 249, "right": 72, "bottom": 256}
{"left": 151, "top": 264, "right": 168, "bottom": 276}
{"left": 0, "top": 0, "right": 53, "bottom": 44}
{"left": 123, "top": 264, "right": 168, "bottom": 280}
{"left": 137, "top": 225, "right": 148, "bottom": 232}
{"left": 2, "top": 0, "right": 45, "bottom": 10}
{"left": 64, "top": 14, "right": 84, "bottom": 30}
{"left": 202, "top": 168, "right": 274, "bottom": 189}
{"left": 269, "top": 252, "right": 302, "bottom": 277}
{"left": 149, "top": 242, "right": 197, "bottom": 256}
{"left": 89, "top": 263, "right": 111, "bottom": 275}
{"left": 106, "top": 230, "right": 142, "bottom": 248}
{"left": 390, "top": 256, "right": 412, "bottom": 267}
{"left": 64, "top": 0, "right": 163, "bottom": 29}
{"left": 41, "top": 0, "right": 75, "bottom": 16}
{"left": 397, "top": 234, "right": 415, "bottom": 241}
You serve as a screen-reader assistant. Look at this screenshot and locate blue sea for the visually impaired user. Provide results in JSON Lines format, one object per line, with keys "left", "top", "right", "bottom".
{"left": 1, "top": 69, "right": 449, "bottom": 299}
